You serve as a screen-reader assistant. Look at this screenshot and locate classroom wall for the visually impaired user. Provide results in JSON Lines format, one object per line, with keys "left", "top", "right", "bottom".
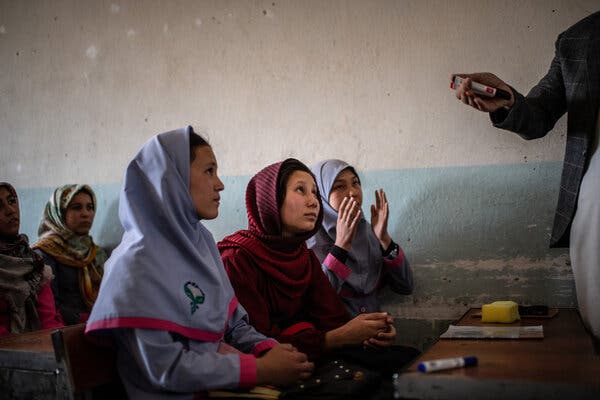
{"left": 2, "top": 0, "right": 597, "bottom": 349}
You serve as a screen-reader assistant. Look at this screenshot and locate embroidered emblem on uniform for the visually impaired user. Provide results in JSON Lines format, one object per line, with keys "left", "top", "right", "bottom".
{"left": 184, "top": 281, "right": 205, "bottom": 314}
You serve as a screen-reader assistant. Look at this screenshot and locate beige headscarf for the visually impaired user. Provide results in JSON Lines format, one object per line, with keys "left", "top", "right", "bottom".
{"left": 32, "top": 184, "right": 105, "bottom": 309}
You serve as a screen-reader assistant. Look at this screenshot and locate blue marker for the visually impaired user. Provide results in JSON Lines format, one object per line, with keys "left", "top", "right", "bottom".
{"left": 417, "top": 356, "right": 478, "bottom": 373}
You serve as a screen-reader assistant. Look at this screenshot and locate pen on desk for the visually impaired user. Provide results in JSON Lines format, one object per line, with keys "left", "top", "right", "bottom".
{"left": 417, "top": 356, "right": 478, "bottom": 373}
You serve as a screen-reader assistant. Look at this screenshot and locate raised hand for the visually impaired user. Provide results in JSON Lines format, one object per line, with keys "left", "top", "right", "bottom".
{"left": 370, "top": 189, "right": 391, "bottom": 249}
{"left": 256, "top": 343, "right": 314, "bottom": 386}
{"left": 334, "top": 196, "right": 361, "bottom": 251}
{"left": 450, "top": 72, "right": 514, "bottom": 112}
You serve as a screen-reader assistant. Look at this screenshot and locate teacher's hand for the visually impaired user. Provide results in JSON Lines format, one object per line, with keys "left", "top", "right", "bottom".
{"left": 451, "top": 72, "right": 514, "bottom": 112}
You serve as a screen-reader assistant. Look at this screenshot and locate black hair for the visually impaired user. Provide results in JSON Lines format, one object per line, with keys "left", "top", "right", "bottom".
{"left": 0, "top": 182, "right": 17, "bottom": 199}
{"left": 276, "top": 158, "right": 316, "bottom": 208}
{"left": 189, "top": 127, "right": 210, "bottom": 162}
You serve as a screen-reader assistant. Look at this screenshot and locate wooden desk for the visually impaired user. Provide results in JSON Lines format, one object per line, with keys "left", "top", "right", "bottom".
{"left": 394, "top": 308, "right": 600, "bottom": 400}
{"left": 0, "top": 328, "right": 71, "bottom": 400}
{"left": 0, "top": 324, "right": 122, "bottom": 400}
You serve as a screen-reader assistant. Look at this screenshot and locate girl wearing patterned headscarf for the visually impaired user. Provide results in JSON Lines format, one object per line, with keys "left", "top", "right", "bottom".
{"left": 33, "top": 184, "right": 106, "bottom": 325}
{"left": 85, "top": 127, "right": 313, "bottom": 399}
{"left": 307, "top": 159, "right": 413, "bottom": 317}
{"left": 0, "top": 182, "right": 63, "bottom": 336}
{"left": 218, "top": 159, "right": 397, "bottom": 361}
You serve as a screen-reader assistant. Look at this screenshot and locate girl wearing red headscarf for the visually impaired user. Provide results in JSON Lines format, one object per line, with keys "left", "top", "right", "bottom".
{"left": 218, "top": 159, "right": 396, "bottom": 360}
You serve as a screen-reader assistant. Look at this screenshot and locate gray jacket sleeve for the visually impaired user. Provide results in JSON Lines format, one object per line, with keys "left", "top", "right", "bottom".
{"left": 490, "top": 36, "right": 567, "bottom": 139}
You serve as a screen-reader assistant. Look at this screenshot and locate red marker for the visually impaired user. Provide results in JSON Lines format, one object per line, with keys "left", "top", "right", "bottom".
{"left": 451, "top": 76, "right": 511, "bottom": 100}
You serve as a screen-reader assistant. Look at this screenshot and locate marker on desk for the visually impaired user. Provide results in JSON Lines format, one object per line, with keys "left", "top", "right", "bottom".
{"left": 417, "top": 356, "right": 478, "bottom": 373}
{"left": 451, "top": 76, "right": 511, "bottom": 100}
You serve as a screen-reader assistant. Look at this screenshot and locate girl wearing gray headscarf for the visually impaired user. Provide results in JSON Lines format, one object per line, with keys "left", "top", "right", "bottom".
{"left": 307, "top": 160, "right": 413, "bottom": 317}
{"left": 86, "top": 127, "right": 313, "bottom": 399}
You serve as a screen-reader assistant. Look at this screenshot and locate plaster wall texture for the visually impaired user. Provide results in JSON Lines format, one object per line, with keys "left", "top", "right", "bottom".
{"left": 2, "top": 0, "right": 597, "bottom": 185}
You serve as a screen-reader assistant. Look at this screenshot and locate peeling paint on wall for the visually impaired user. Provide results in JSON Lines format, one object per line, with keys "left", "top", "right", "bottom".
{"left": 381, "top": 253, "right": 574, "bottom": 320}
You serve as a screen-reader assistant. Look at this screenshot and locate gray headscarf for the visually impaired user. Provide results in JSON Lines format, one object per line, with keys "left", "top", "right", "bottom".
{"left": 86, "top": 127, "right": 238, "bottom": 341}
{"left": 306, "top": 160, "right": 384, "bottom": 297}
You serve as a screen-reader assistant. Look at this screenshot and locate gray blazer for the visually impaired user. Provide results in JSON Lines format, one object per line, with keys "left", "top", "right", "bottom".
{"left": 490, "top": 11, "right": 600, "bottom": 248}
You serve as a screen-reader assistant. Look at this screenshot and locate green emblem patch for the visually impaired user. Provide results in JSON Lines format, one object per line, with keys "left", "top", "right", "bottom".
{"left": 184, "top": 281, "right": 205, "bottom": 315}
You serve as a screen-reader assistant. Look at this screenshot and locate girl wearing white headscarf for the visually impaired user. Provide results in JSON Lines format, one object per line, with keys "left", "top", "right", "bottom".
{"left": 307, "top": 160, "right": 413, "bottom": 317}
{"left": 86, "top": 127, "right": 312, "bottom": 399}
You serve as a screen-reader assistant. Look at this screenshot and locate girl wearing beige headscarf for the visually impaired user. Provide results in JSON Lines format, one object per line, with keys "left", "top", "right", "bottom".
{"left": 33, "top": 184, "right": 106, "bottom": 325}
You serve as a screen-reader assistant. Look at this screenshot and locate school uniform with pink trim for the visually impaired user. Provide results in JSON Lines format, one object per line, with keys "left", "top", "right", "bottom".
{"left": 307, "top": 160, "right": 413, "bottom": 317}
{"left": 85, "top": 128, "right": 276, "bottom": 399}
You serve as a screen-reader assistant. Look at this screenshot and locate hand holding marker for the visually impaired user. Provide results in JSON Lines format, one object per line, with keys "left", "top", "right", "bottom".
{"left": 418, "top": 356, "right": 478, "bottom": 373}
{"left": 450, "top": 76, "right": 511, "bottom": 100}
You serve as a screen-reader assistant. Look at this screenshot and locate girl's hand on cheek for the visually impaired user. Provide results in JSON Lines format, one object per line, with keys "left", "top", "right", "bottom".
{"left": 334, "top": 197, "right": 361, "bottom": 250}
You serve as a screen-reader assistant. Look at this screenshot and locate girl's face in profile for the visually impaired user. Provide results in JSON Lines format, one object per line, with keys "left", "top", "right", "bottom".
{"left": 328, "top": 168, "right": 363, "bottom": 212}
{"left": 0, "top": 186, "right": 20, "bottom": 237}
{"left": 280, "top": 170, "right": 320, "bottom": 238}
{"left": 189, "top": 145, "right": 225, "bottom": 220}
{"left": 65, "top": 191, "right": 95, "bottom": 236}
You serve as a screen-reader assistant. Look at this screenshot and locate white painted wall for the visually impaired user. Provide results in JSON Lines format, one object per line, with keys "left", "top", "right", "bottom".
{"left": 2, "top": 0, "right": 597, "bottom": 187}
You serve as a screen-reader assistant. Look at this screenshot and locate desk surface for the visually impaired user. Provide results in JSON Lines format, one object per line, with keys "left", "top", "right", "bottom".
{"left": 0, "top": 327, "right": 55, "bottom": 353}
{"left": 0, "top": 328, "right": 68, "bottom": 399}
{"left": 395, "top": 308, "right": 600, "bottom": 400}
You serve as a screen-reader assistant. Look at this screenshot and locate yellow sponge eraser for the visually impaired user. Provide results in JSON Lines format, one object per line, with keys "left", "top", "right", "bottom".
{"left": 481, "top": 301, "right": 520, "bottom": 323}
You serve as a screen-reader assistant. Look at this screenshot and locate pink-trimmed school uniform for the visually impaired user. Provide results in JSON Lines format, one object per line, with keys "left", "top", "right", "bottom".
{"left": 85, "top": 127, "right": 276, "bottom": 399}
{"left": 307, "top": 160, "right": 413, "bottom": 317}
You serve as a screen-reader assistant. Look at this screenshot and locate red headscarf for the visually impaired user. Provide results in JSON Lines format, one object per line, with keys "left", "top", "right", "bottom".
{"left": 219, "top": 159, "right": 324, "bottom": 299}
{"left": 219, "top": 161, "right": 351, "bottom": 358}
